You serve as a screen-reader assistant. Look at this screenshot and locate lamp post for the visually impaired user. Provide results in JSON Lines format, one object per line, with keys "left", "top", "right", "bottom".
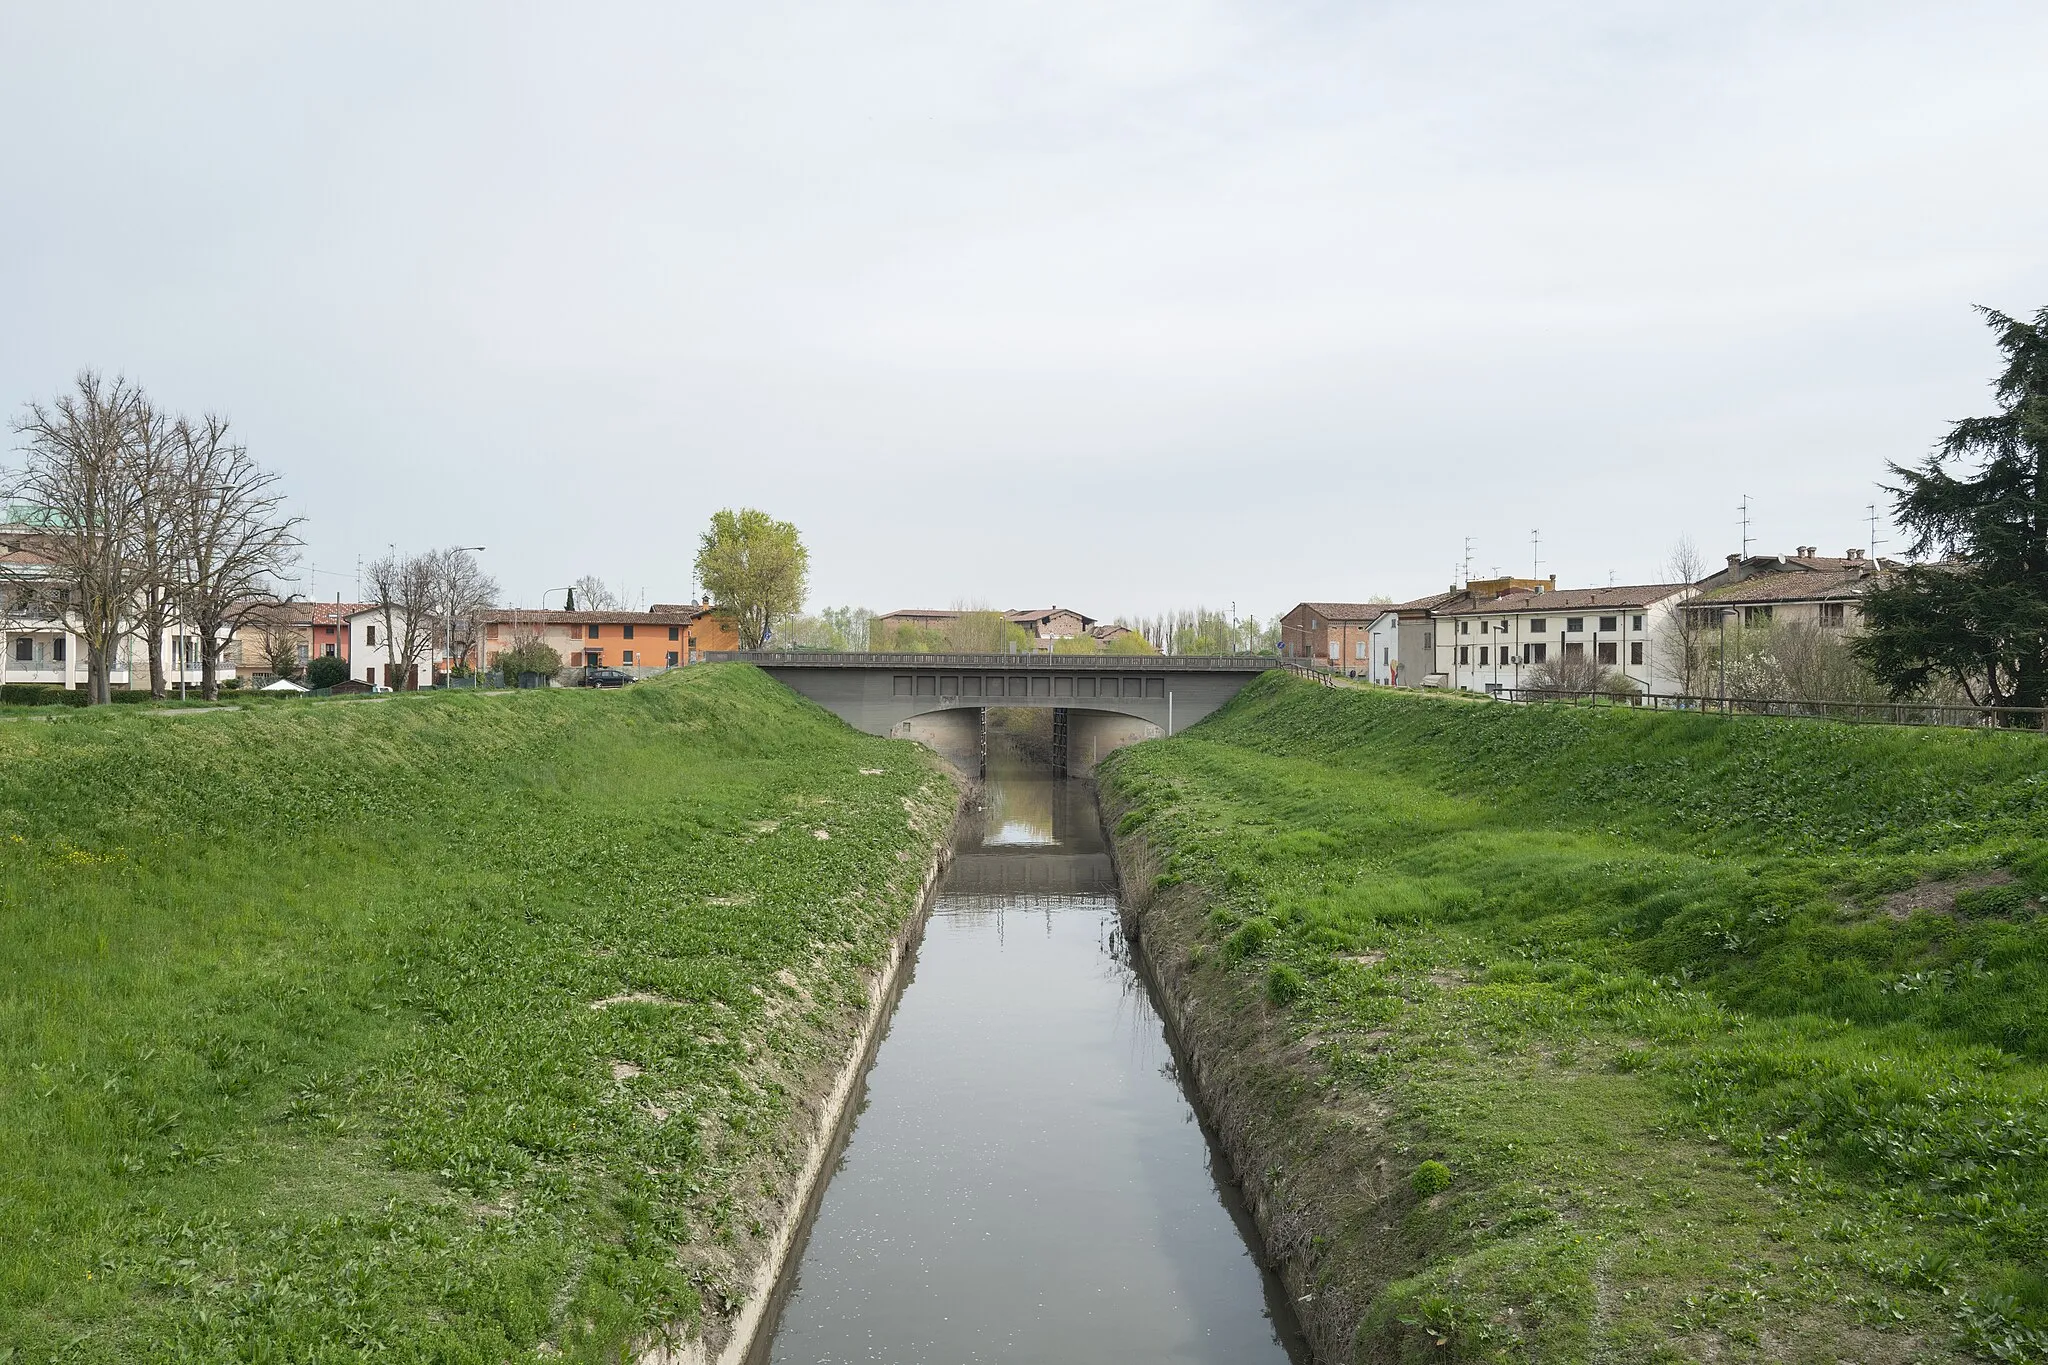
{"left": 442, "top": 547, "right": 486, "bottom": 687}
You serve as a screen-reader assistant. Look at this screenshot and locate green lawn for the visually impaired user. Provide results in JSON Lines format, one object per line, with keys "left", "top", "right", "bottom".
{"left": 1101, "top": 674, "right": 2048, "bottom": 1363}
{"left": 1, "top": 665, "right": 954, "bottom": 1362}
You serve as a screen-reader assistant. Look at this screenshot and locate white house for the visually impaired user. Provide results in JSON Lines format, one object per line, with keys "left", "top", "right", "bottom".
{"left": 1431, "top": 582, "right": 1696, "bottom": 695}
{"left": 346, "top": 607, "right": 427, "bottom": 690}
{"left": 1366, "top": 592, "right": 1457, "bottom": 686}
{"left": 1, "top": 534, "right": 235, "bottom": 692}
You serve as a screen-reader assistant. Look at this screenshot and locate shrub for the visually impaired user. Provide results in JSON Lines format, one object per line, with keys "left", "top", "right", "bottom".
{"left": 1411, "top": 1160, "right": 1453, "bottom": 1196}
{"left": 497, "top": 641, "right": 562, "bottom": 681}
{"left": 305, "top": 656, "right": 348, "bottom": 690}
{"left": 1265, "top": 963, "right": 1304, "bottom": 1006}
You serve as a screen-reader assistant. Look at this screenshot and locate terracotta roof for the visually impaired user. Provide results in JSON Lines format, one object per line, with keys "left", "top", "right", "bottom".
{"left": 878, "top": 608, "right": 963, "bottom": 622}
{"left": 347, "top": 605, "right": 711, "bottom": 626}
{"left": 1292, "top": 601, "right": 1397, "bottom": 621}
{"left": 1690, "top": 568, "right": 1884, "bottom": 605}
{"left": 1434, "top": 583, "right": 1693, "bottom": 616}
{"left": 1005, "top": 606, "right": 1097, "bottom": 626}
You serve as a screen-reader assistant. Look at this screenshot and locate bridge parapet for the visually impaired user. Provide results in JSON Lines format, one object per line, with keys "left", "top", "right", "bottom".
{"left": 714, "top": 652, "right": 1281, "bottom": 757}
{"left": 705, "top": 651, "right": 1285, "bottom": 672}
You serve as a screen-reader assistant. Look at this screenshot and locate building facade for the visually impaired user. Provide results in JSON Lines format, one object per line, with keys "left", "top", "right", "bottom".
{"left": 1431, "top": 582, "right": 1695, "bottom": 695}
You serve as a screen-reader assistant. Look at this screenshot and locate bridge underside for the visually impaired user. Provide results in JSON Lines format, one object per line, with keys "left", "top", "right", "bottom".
{"left": 742, "top": 655, "right": 1281, "bottom": 775}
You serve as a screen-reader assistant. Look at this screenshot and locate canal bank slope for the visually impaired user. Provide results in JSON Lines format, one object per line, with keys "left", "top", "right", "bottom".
{"left": 1, "top": 665, "right": 956, "bottom": 1363}
{"left": 1102, "top": 673, "right": 2048, "bottom": 1363}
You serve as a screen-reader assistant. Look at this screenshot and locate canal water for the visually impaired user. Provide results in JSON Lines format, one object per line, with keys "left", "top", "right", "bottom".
{"left": 760, "top": 737, "right": 1307, "bottom": 1364}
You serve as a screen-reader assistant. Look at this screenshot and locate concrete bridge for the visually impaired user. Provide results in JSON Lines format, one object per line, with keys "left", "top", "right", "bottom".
{"left": 708, "top": 652, "right": 1287, "bottom": 774}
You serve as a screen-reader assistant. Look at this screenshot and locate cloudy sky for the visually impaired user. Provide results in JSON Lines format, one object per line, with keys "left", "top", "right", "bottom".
{"left": 3, "top": 2, "right": 2044, "bottom": 623}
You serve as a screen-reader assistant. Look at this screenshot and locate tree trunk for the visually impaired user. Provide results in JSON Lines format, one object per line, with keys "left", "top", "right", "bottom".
{"left": 201, "top": 631, "right": 219, "bottom": 701}
{"left": 146, "top": 621, "right": 165, "bottom": 698}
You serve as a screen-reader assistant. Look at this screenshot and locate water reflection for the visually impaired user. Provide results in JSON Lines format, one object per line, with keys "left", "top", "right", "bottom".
{"left": 760, "top": 743, "right": 1307, "bottom": 1365}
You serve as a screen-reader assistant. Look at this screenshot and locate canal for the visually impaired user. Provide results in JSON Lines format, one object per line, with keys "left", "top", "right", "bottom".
{"left": 759, "top": 729, "right": 1308, "bottom": 1364}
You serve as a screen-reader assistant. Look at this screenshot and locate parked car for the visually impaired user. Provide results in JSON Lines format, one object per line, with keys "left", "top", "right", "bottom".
{"left": 580, "top": 667, "right": 635, "bottom": 688}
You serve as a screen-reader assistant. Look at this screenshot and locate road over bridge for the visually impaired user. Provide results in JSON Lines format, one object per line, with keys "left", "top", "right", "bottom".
{"left": 707, "top": 652, "right": 1288, "bottom": 774}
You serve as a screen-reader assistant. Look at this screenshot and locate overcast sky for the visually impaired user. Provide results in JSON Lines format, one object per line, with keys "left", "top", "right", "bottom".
{"left": 4, "top": 2, "right": 2044, "bottom": 624}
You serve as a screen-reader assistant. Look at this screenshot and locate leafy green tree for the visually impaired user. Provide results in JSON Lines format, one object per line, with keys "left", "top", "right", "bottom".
{"left": 497, "top": 640, "right": 562, "bottom": 681}
{"left": 305, "top": 654, "right": 348, "bottom": 689}
{"left": 1859, "top": 306, "right": 2048, "bottom": 711}
{"left": 1104, "top": 630, "right": 1158, "bottom": 656}
{"left": 694, "top": 508, "right": 808, "bottom": 651}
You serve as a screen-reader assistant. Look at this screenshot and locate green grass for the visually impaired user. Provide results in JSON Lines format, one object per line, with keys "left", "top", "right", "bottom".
{"left": 1102, "top": 673, "right": 2048, "bottom": 1362}
{"left": 1, "top": 665, "right": 954, "bottom": 1362}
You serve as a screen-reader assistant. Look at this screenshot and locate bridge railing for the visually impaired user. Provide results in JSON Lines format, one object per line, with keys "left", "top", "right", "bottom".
{"left": 705, "top": 651, "right": 1286, "bottom": 672}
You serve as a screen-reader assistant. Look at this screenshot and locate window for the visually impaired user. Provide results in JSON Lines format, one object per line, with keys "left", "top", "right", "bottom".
{"left": 668, "top": 626, "right": 680, "bottom": 641}
{"left": 1478, "top": 646, "right": 1489, "bottom": 665}
{"left": 1744, "top": 605, "right": 1774, "bottom": 626}
{"left": 1529, "top": 618, "right": 1547, "bottom": 633}
{"left": 1599, "top": 615, "right": 1618, "bottom": 632}
{"left": 12, "top": 636, "right": 29, "bottom": 663}
{"left": 365, "top": 666, "right": 376, "bottom": 687}
{"left": 366, "top": 625, "right": 377, "bottom": 646}
{"left": 666, "top": 651, "right": 679, "bottom": 667}
{"left": 1524, "top": 643, "right": 1547, "bottom": 664}
{"left": 52, "top": 636, "right": 65, "bottom": 662}
{"left": 323, "top": 643, "right": 337, "bottom": 657}
{"left": 1630, "top": 641, "right": 1644, "bottom": 665}
{"left": 622, "top": 650, "right": 635, "bottom": 665}
{"left": 623, "top": 624, "right": 635, "bottom": 640}
{"left": 1631, "top": 614, "right": 1645, "bottom": 630}
{"left": 1563, "top": 642, "right": 1584, "bottom": 659}
{"left": 485, "top": 623, "right": 500, "bottom": 640}
{"left": 1458, "top": 646, "right": 1470, "bottom": 665}
{"left": 1565, "top": 617, "right": 1584, "bottom": 633}
{"left": 1310, "top": 617, "right": 1320, "bottom": 630}
{"left": 1458, "top": 621, "right": 1469, "bottom": 635}
{"left": 1354, "top": 640, "right": 1367, "bottom": 659}
{"left": 588, "top": 624, "right": 601, "bottom": 639}
{"left": 1819, "top": 602, "right": 1846, "bottom": 627}
{"left": 1597, "top": 641, "right": 1617, "bottom": 665}
{"left": 1497, "top": 619, "right": 1509, "bottom": 632}
{"left": 297, "top": 644, "right": 310, "bottom": 662}
{"left": 1423, "top": 632, "right": 1432, "bottom": 649}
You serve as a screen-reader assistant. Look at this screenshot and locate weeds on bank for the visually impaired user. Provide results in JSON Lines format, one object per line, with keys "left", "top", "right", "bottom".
{"left": 0, "top": 665, "right": 952, "bottom": 1361}
{"left": 1103, "top": 674, "right": 2048, "bottom": 1361}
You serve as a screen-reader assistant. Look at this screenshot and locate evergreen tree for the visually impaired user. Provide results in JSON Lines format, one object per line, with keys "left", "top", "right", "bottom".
{"left": 1858, "top": 306, "right": 2048, "bottom": 715}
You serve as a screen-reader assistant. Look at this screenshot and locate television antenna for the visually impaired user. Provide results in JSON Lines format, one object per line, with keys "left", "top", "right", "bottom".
{"left": 1739, "top": 494, "right": 1753, "bottom": 558}
{"left": 1866, "top": 503, "right": 1889, "bottom": 563}
{"left": 1530, "top": 529, "right": 1542, "bottom": 581}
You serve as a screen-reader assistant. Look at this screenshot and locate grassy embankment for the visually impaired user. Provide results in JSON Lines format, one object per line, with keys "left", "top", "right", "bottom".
{"left": 1, "top": 665, "right": 954, "bottom": 1362}
{"left": 1102, "top": 673, "right": 2048, "bottom": 1363}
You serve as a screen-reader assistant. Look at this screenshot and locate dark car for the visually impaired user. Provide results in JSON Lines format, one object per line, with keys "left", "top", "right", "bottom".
{"left": 580, "top": 667, "right": 635, "bottom": 688}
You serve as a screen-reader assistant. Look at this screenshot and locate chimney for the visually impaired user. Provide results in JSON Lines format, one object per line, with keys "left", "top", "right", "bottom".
{"left": 1847, "top": 548, "right": 1864, "bottom": 561}
{"left": 1726, "top": 553, "right": 1741, "bottom": 568}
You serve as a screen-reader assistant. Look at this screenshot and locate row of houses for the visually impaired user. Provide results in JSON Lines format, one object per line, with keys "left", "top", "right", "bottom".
{"left": 871, "top": 605, "right": 1138, "bottom": 651}
{"left": 248, "top": 599, "right": 742, "bottom": 689}
{"left": 0, "top": 517, "right": 746, "bottom": 691}
{"left": 1281, "top": 547, "right": 1896, "bottom": 695}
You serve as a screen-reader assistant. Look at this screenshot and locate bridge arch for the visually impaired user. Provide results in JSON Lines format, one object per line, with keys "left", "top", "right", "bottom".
{"left": 717, "top": 652, "right": 1284, "bottom": 774}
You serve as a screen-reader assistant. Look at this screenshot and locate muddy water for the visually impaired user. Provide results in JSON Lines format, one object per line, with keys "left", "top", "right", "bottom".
{"left": 760, "top": 743, "right": 1307, "bottom": 1364}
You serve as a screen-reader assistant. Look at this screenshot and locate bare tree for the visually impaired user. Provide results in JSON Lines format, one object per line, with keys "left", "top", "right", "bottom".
{"left": 170, "top": 415, "right": 304, "bottom": 700}
{"left": 1527, "top": 649, "right": 1634, "bottom": 696}
{"left": 430, "top": 547, "right": 498, "bottom": 676}
{"left": 365, "top": 550, "right": 437, "bottom": 690}
{"left": 259, "top": 611, "right": 303, "bottom": 681}
{"left": 6, "top": 372, "right": 150, "bottom": 703}
{"left": 126, "top": 398, "right": 184, "bottom": 697}
{"left": 1661, "top": 537, "right": 1712, "bottom": 695}
{"left": 570, "top": 574, "right": 624, "bottom": 610}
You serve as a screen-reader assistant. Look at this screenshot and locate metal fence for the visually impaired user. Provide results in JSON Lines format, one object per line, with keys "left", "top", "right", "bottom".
{"left": 1495, "top": 686, "right": 2048, "bottom": 732}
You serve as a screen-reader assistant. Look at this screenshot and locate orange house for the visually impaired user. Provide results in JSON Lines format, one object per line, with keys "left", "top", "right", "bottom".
{"left": 478, "top": 602, "right": 740, "bottom": 673}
